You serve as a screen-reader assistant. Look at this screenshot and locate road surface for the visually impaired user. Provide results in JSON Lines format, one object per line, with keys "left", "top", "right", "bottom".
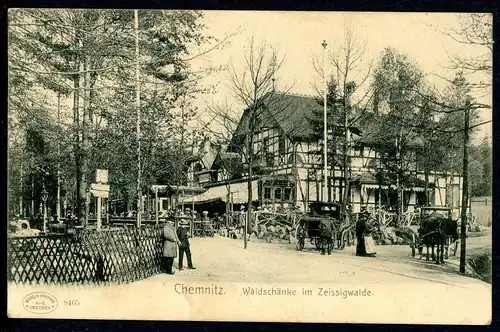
{"left": 8, "top": 232, "right": 491, "bottom": 324}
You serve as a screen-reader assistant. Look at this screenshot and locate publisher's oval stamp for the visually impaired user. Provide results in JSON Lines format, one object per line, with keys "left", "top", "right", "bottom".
{"left": 23, "top": 292, "right": 58, "bottom": 314}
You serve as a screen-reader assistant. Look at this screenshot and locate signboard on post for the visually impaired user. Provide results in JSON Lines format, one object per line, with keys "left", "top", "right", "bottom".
{"left": 92, "top": 170, "right": 109, "bottom": 231}
{"left": 96, "top": 169, "right": 108, "bottom": 184}
{"left": 91, "top": 183, "right": 110, "bottom": 192}
{"left": 90, "top": 190, "right": 109, "bottom": 198}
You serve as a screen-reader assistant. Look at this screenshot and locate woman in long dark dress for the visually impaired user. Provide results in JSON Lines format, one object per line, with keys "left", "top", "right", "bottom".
{"left": 356, "top": 215, "right": 367, "bottom": 256}
{"left": 356, "top": 209, "right": 377, "bottom": 257}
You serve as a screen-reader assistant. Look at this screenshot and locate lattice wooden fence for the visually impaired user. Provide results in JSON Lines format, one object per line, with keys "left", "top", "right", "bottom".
{"left": 253, "top": 211, "right": 297, "bottom": 228}
{"left": 8, "top": 225, "right": 163, "bottom": 285}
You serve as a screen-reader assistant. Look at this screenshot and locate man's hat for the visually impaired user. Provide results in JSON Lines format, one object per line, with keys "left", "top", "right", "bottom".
{"left": 180, "top": 220, "right": 189, "bottom": 226}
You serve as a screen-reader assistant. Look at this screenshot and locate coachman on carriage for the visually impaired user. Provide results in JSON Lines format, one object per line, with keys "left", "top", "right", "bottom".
{"left": 295, "top": 202, "right": 355, "bottom": 253}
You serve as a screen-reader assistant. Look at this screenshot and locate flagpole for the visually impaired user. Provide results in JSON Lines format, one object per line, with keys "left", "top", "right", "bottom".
{"left": 322, "top": 40, "right": 328, "bottom": 202}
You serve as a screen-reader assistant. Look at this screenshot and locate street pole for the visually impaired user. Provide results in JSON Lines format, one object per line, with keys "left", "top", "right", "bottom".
{"left": 19, "top": 159, "right": 23, "bottom": 217}
{"left": 322, "top": 40, "right": 328, "bottom": 203}
{"left": 43, "top": 204, "right": 47, "bottom": 232}
{"left": 57, "top": 94, "right": 61, "bottom": 222}
{"left": 85, "top": 188, "right": 90, "bottom": 226}
{"left": 135, "top": 9, "right": 142, "bottom": 228}
{"left": 459, "top": 101, "right": 470, "bottom": 274}
{"left": 96, "top": 196, "right": 102, "bottom": 231}
{"left": 42, "top": 186, "right": 48, "bottom": 233}
{"left": 31, "top": 173, "right": 35, "bottom": 217}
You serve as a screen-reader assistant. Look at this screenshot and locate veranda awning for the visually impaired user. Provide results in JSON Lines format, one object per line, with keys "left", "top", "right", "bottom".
{"left": 362, "top": 184, "right": 426, "bottom": 192}
{"left": 182, "top": 180, "right": 259, "bottom": 204}
{"left": 150, "top": 185, "right": 205, "bottom": 194}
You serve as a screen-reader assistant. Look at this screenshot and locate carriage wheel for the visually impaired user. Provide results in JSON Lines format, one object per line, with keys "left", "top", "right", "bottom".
{"left": 296, "top": 236, "right": 305, "bottom": 251}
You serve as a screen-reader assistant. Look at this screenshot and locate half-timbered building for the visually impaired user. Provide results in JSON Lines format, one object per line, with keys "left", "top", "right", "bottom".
{"left": 183, "top": 92, "right": 463, "bottom": 218}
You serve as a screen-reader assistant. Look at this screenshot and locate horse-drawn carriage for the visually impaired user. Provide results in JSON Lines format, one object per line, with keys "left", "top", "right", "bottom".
{"left": 295, "top": 202, "right": 355, "bottom": 251}
{"left": 410, "top": 206, "right": 459, "bottom": 264}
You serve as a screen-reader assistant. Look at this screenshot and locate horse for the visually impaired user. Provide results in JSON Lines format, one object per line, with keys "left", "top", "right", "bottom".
{"left": 440, "top": 218, "right": 459, "bottom": 259}
{"left": 418, "top": 216, "right": 459, "bottom": 264}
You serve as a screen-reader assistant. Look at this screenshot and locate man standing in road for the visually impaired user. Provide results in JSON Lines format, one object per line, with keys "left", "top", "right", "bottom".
{"left": 177, "top": 220, "right": 196, "bottom": 270}
{"left": 163, "top": 220, "right": 181, "bottom": 275}
{"left": 319, "top": 218, "right": 335, "bottom": 255}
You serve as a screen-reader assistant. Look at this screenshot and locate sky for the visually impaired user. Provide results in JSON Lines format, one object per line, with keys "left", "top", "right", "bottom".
{"left": 192, "top": 11, "right": 492, "bottom": 142}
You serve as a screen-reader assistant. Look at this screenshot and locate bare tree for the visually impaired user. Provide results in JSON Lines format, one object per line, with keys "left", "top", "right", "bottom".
{"left": 204, "top": 36, "right": 294, "bottom": 248}
{"left": 197, "top": 100, "right": 242, "bottom": 226}
{"left": 311, "top": 25, "right": 373, "bottom": 222}
{"left": 433, "top": 14, "right": 492, "bottom": 96}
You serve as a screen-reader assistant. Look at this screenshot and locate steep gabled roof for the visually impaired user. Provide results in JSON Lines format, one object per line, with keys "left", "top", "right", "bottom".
{"left": 231, "top": 92, "right": 322, "bottom": 140}
{"left": 353, "top": 112, "right": 425, "bottom": 149}
{"left": 268, "top": 93, "right": 323, "bottom": 139}
{"left": 228, "top": 93, "right": 414, "bottom": 153}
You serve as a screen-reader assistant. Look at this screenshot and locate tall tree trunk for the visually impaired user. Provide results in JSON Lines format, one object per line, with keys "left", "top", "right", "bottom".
{"left": 226, "top": 182, "right": 231, "bottom": 228}
{"left": 73, "top": 45, "right": 82, "bottom": 223}
{"left": 459, "top": 104, "right": 470, "bottom": 274}
{"left": 395, "top": 128, "right": 404, "bottom": 227}
{"left": 19, "top": 158, "right": 23, "bottom": 217}
{"left": 423, "top": 141, "right": 429, "bottom": 206}
{"left": 245, "top": 130, "right": 253, "bottom": 249}
{"left": 292, "top": 142, "right": 304, "bottom": 210}
{"left": 78, "top": 53, "right": 91, "bottom": 226}
{"left": 341, "top": 105, "right": 350, "bottom": 222}
{"left": 424, "top": 170, "right": 429, "bottom": 206}
{"left": 31, "top": 170, "right": 35, "bottom": 216}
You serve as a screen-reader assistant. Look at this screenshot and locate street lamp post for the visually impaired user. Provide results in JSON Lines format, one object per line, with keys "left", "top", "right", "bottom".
{"left": 41, "top": 186, "right": 48, "bottom": 233}
{"left": 322, "top": 40, "right": 328, "bottom": 203}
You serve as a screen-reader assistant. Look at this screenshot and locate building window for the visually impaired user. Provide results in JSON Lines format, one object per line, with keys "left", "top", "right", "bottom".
{"left": 266, "top": 152, "right": 274, "bottom": 166}
{"left": 452, "top": 184, "right": 460, "bottom": 208}
{"left": 279, "top": 135, "right": 286, "bottom": 155}
{"left": 263, "top": 138, "right": 269, "bottom": 154}
{"left": 275, "top": 187, "right": 282, "bottom": 200}
{"left": 193, "top": 163, "right": 202, "bottom": 183}
{"left": 264, "top": 187, "right": 271, "bottom": 199}
{"left": 211, "top": 170, "right": 218, "bottom": 182}
{"left": 284, "top": 188, "right": 292, "bottom": 201}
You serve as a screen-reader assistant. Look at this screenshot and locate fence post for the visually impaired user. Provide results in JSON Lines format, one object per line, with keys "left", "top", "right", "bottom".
{"left": 97, "top": 196, "right": 102, "bottom": 231}
{"left": 154, "top": 187, "right": 158, "bottom": 225}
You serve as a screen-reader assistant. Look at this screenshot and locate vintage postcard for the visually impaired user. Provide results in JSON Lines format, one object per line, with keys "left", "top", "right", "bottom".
{"left": 7, "top": 9, "right": 492, "bottom": 324}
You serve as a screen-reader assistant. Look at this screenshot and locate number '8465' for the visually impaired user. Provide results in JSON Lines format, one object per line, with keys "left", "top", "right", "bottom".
{"left": 64, "top": 300, "right": 80, "bottom": 306}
